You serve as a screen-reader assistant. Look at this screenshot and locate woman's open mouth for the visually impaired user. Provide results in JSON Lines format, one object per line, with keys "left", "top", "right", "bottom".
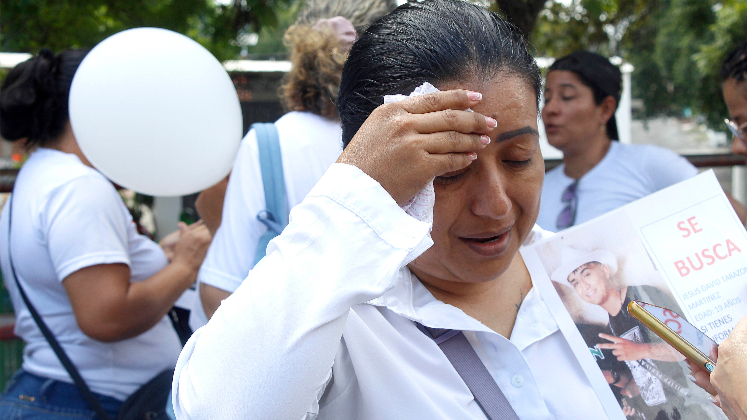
{"left": 459, "top": 229, "right": 512, "bottom": 257}
{"left": 544, "top": 124, "right": 561, "bottom": 134}
{"left": 473, "top": 236, "right": 501, "bottom": 243}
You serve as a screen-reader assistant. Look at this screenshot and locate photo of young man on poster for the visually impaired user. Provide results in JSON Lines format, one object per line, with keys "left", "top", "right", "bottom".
{"left": 536, "top": 215, "right": 722, "bottom": 419}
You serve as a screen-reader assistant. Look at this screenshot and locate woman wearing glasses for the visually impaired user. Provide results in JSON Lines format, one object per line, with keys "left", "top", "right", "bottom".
{"left": 724, "top": 42, "right": 747, "bottom": 159}
{"left": 536, "top": 51, "right": 702, "bottom": 231}
{"left": 689, "top": 41, "right": 747, "bottom": 420}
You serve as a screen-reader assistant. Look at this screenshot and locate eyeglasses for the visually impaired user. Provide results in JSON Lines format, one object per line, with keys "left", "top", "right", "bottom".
{"left": 556, "top": 180, "right": 578, "bottom": 230}
{"left": 725, "top": 119, "right": 747, "bottom": 142}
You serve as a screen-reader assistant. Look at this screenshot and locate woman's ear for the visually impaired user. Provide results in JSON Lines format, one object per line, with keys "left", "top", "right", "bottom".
{"left": 599, "top": 96, "right": 617, "bottom": 125}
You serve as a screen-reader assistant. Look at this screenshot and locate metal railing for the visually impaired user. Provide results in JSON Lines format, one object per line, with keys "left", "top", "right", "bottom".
{"left": 545, "top": 152, "right": 745, "bottom": 171}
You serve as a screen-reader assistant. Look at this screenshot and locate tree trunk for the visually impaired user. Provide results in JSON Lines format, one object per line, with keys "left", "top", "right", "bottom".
{"left": 493, "top": 0, "right": 548, "bottom": 39}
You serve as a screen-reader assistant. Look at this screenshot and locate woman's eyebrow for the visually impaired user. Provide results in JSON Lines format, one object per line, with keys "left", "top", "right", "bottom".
{"left": 497, "top": 126, "right": 539, "bottom": 142}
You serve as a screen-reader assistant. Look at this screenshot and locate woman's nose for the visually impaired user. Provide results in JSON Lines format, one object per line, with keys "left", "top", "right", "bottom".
{"left": 733, "top": 136, "right": 747, "bottom": 160}
{"left": 541, "top": 98, "right": 557, "bottom": 118}
{"left": 471, "top": 171, "right": 511, "bottom": 219}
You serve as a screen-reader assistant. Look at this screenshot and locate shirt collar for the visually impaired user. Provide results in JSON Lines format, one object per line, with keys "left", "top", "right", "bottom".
{"left": 510, "top": 286, "right": 558, "bottom": 350}
{"left": 368, "top": 224, "right": 559, "bottom": 348}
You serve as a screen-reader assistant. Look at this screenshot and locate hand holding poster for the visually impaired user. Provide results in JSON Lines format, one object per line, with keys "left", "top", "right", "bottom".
{"left": 522, "top": 170, "right": 743, "bottom": 420}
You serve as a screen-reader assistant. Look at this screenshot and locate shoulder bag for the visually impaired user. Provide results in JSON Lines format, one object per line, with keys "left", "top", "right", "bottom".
{"left": 252, "top": 122, "right": 288, "bottom": 266}
{"left": 416, "top": 323, "right": 520, "bottom": 420}
{"left": 6, "top": 191, "right": 190, "bottom": 420}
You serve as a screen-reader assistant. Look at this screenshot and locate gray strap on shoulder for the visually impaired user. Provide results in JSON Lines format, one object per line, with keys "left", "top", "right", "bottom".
{"left": 417, "top": 323, "right": 520, "bottom": 420}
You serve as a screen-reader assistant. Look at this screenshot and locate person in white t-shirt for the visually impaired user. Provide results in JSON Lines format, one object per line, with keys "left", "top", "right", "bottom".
{"left": 173, "top": 2, "right": 614, "bottom": 419}
{"left": 0, "top": 49, "right": 212, "bottom": 419}
{"left": 537, "top": 51, "right": 745, "bottom": 232}
{"left": 687, "top": 41, "right": 747, "bottom": 420}
{"left": 196, "top": 7, "right": 396, "bottom": 320}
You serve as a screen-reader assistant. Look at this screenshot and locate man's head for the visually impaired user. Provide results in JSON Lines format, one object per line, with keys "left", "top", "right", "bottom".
{"left": 567, "top": 261, "right": 617, "bottom": 305}
{"left": 551, "top": 246, "right": 620, "bottom": 306}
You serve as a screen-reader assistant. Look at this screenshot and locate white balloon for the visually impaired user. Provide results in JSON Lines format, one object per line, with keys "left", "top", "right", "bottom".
{"left": 69, "top": 27, "right": 242, "bottom": 196}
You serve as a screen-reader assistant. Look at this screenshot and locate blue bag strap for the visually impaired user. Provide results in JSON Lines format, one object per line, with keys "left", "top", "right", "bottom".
{"left": 253, "top": 122, "right": 287, "bottom": 266}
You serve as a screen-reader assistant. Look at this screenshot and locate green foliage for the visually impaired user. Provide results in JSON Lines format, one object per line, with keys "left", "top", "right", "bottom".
{"left": 532, "top": 0, "right": 653, "bottom": 58}
{"left": 243, "top": 1, "right": 303, "bottom": 58}
{"left": 532, "top": 0, "right": 612, "bottom": 58}
{"left": 649, "top": 0, "right": 714, "bottom": 115}
{"left": 617, "top": 0, "right": 671, "bottom": 118}
{"left": 0, "top": 0, "right": 292, "bottom": 61}
{"left": 694, "top": 0, "right": 747, "bottom": 128}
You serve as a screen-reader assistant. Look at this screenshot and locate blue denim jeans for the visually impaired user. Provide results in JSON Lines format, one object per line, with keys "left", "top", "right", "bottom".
{"left": 0, "top": 370, "right": 122, "bottom": 419}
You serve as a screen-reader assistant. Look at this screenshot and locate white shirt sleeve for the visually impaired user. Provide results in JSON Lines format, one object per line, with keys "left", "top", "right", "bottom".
{"left": 197, "top": 130, "right": 266, "bottom": 293}
{"left": 43, "top": 174, "right": 131, "bottom": 281}
{"left": 173, "top": 164, "right": 433, "bottom": 420}
{"left": 643, "top": 145, "right": 698, "bottom": 191}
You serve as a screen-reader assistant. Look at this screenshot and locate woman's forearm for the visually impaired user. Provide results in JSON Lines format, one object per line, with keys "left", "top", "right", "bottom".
{"left": 64, "top": 260, "right": 199, "bottom": 342}
{"left": 173, "top": 165, "right": 432, "bottom": 420}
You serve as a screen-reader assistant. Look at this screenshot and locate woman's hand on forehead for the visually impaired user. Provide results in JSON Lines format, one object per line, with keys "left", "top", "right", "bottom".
{"left": 337, "top": 89, "right": 496, "bottom": 206}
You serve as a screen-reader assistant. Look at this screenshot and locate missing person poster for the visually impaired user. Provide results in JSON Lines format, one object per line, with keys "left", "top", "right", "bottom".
{"left": 521, "top": 170, "right": 746, "bottom": 420}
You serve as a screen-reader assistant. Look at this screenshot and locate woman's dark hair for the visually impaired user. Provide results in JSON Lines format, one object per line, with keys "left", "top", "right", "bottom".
{"left": 337, "top": 0, "right": 541, "bottom": 147}
{"left": 548, "top": 51, "right": 621, "bottom": 141}
{"left": 0, "top": 48, "right": 88, "bottom": 148}
{"left": 721, "top": 41, "right": 747, "bottom": 83}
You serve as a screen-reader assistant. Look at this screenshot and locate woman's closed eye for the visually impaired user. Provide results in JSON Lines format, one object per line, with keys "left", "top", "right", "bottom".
{"left": 503, "top": 142, "right": 537, "bottom": 169}
{"left": 504, "top": 158, "right": 533, "bottom": 168}
{"left": 434, "top": 169, "right": 468, "bottom": 185}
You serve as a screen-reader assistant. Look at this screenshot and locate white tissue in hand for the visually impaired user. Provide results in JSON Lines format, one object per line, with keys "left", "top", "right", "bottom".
{"left": 400, "top": 183, "right": 435, "bottom": 224}
{"left": 383, "top": 81, "right": 440, "bottom": 105}
{"left": 383, "top": 82, "right": 440, "bottom": 225}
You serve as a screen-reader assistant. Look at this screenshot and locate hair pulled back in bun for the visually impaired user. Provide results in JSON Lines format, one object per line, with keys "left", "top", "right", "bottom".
{"left": 0, "top": 48, "right": 88, "bottom": 148}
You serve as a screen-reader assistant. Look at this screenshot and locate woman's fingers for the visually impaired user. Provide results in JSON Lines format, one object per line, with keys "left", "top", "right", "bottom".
{"left": 394, "top": 90, "right": 494, "bottom": 135}
{"left": 431, "top": 151, "right": 478, "bottom": 176}
{"left": 422, "top": 132, "right": 490, "bottom": 154}
{"left": 408, "top": 108, "right": 495, "bottom": 135}
{"left": 686, "top": 360, "right": 717, "bottom": 395}
{"left": 338, "top": 88, "right": 495, "bottom": 205}
{"left": 184, "top": 219, "right": 205, "bottom": 231}
{"left": 398, "top": 89, "right": 481, "bottom": 115}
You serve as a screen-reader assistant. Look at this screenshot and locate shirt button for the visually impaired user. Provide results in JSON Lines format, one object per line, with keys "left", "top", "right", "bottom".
{"left": 511, "top": 374, "right": 524, "bottom": 388}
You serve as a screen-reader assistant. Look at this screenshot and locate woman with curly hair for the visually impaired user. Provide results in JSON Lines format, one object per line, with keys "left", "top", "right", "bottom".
{"left": 196, "top": 1, "right": 396, "bottom": 321}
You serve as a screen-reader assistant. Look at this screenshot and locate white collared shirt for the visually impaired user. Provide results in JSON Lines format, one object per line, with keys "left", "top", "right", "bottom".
{"left": 173, "top": 164, "right": 608, "bottom": 420}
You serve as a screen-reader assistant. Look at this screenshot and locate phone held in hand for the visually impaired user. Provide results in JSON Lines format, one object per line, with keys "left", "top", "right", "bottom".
{"left": 628, "top": 300, "right": 717, "bottom": 373}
